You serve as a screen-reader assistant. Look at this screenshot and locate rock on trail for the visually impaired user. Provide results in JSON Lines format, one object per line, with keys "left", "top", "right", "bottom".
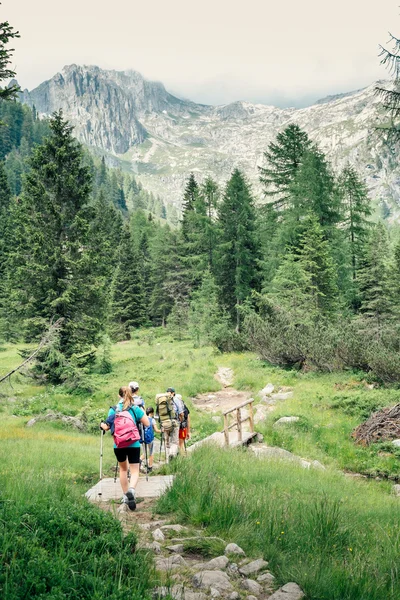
{"left": 215, "top": 367, "right": 235, "bottom": 388}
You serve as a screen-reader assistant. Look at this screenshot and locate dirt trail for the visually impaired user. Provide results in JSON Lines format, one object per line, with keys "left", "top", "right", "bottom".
{"left": 193, "top": 366, "right": 252, "bottom": 414}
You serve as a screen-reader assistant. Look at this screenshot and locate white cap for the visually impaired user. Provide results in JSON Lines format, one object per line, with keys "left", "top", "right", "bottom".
{"left": 129, "top": 381, "right": 139, "bottom": 390}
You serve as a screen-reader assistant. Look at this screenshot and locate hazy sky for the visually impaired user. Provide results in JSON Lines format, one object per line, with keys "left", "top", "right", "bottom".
{"left": 5, "top": 0, "right": 398, "bottom": 107}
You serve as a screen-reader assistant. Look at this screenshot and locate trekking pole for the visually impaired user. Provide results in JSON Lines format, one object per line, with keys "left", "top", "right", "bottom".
{"left": 144, "top": 442, "right": 149, "bottom": 482}
{"left": 114, "top": 459, "right": 119, "bottom": 484}
{"left": 99, "top": 429, "right": 104, "bottom": 499}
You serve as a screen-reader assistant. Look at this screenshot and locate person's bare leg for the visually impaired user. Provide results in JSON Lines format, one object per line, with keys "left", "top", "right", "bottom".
{"left": 128, "top": 463, "right": 140, "bottom": 490}
{"left": 119, "top": 459, "right": 129, "bottom": 493}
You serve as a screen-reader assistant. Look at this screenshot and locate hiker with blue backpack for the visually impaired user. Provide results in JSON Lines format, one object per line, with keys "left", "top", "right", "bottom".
{"left": 142, "top": 406, "right": 161, "bottom": 472}
{"left": 100, "top": 384, "right": 149, "bottom": 511}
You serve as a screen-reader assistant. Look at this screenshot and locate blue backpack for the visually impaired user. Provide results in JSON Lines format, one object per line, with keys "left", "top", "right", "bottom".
{"left": 143, "top": 420, "right": 155, "bottom": 444}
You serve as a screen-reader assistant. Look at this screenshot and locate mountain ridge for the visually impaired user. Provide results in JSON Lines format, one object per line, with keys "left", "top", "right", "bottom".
{"left": 18, "top": 65, "right": 399, "bottom": 220}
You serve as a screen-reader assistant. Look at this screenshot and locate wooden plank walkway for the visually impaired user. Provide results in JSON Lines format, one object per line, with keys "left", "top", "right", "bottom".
{"left": 85, "top": 475, "right": 174, "bottom": 503}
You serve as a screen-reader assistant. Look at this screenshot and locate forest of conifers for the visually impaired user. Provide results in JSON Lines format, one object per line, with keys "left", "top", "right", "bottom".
{"left": 1, "top": 98, "right": 400, "bottom": 386}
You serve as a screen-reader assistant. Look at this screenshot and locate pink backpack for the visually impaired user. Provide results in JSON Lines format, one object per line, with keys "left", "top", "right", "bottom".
{"left": 113, "top": 409, "right": 141, "bottom": 448}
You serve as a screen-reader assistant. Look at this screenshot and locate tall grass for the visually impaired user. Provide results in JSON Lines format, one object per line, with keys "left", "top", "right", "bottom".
{"left": 0, "top": 417, "right": 155, "bottom": 600}
{"left": 157, "top": 445, "right": 400, "bottom": 600}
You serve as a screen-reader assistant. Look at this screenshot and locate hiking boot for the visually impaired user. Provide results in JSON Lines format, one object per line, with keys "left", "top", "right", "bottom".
{"left": 125, "top": 488, "right": 136, "bottom": 511}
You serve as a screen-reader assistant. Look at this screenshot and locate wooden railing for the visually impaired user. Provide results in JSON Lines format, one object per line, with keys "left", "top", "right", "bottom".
{"left": 223, "top": 399, "right": 254, "bottom": 446}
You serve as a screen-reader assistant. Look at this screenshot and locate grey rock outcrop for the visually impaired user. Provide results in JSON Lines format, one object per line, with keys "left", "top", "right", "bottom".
{"left": 240, "top": 579, "right": 262, "bottom": 595}
{"left": 225, "top": 543, "right": 245, "bottom": 556}
{"left": 268, "top": 582, "right": 305, "bottom": 600}
{"left": 192, "top": 570, "right": 233, "bottom": 593}
{"left": 239, "top": 558, "right": 269, "bottom": 576}
{"left": 19, "top": 66, "right": 400, "bottom": 220}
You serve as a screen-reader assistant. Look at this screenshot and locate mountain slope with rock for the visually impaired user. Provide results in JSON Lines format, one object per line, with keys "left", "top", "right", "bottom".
{"left": 19, "top": 65, "right": 399, "bottom": 219}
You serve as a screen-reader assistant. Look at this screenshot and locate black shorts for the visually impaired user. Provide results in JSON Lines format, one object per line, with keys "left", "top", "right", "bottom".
{"left": 114, "top": 446, "right": 141, "bottom": 464}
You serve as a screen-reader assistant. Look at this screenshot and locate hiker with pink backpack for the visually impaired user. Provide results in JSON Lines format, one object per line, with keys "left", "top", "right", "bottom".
{"left": 100, "top": 383, "right": 149, "bottom": 511}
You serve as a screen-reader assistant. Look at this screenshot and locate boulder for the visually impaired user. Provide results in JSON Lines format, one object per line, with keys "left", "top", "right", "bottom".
{"left": 254, "top": 405, "right": 268, "bottom": 425}
{"left": 311, "top": 460, "right": 326, "bottom": 470}
{"left": 144, "top": 541, "right": 162, "bottom": 554}
{"left": 263, "top": 392, "right": 293, "bottom": 405}
{"left": 259, "top": 383, "right": 275, "bottom": 396}
{"left": 210, "top": 588, "right": 221, "bottom": 598}
{"left": 268, "top": 582, "right": 305, "bottom": 600}
{"left": 153, "top": 586, "right": 207, "bottom": 600}
{"left": 160, "top": 524, "right": 187, "bottom": 533}
{"left": 392, "top": 439, "right": 400, "bottom": 448}
{"left": 155, "top": 555, "right": 187, "bottom": 571}
{"left": 205, "top": 556, "right": 229, "bottom": 570}
{"left": 153, "top": 528, "right": 165, "bottom": 542}
{"left": 228, "top": 593, "right": 240, "bottom": 600}
{"left": 246, "top": 597, "right": 259, "bottom": 600}
{"left": 300, "top": 459, "right": 311, "bottom": 469}
{"left": 193, "top": 570, "right": 234, "bottom": 593}
{"left": 241, "top": 579, "right": 262, "bottom": 595}
{"left": 138, "top": 519, "right": 168, "bottom": 530}
{"left": 392, "top": 484, "right": 400, "bottom": 497}
{"left": 257, "top": 572, "right": 275, "bottom": 585}
{"left": 167, "top": 544, "right": 184, "bottom": 553}
{"left": 239, "top": 558, "right": 269, "bottom": 576}
{"left": 250, "top": 446, "right": 295, "bottom": 461}
{"left": 274, "top": 417, "right": 300, "bottom": 426}
{"left": 225, "top": 543, "right": 245, "bottom": 556}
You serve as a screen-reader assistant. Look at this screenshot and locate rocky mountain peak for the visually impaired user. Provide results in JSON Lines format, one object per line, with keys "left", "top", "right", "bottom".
{"left": 18, "top": 66, "right": 400, "bottom": 219}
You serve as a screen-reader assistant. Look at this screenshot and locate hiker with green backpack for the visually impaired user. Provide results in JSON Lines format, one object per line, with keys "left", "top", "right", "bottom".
{"left": 100, "top": 385, "right": 149, "bottom": 511}
{"left": 156, "top": 387, "right": 180, "bottom": 462}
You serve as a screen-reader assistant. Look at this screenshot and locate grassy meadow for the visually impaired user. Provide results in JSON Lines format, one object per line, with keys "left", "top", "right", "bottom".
{"left": 158, "top": 445, "right": 400, "bottom": 600}
{"left": 0, "top": 329, "right": 400, "bottom": 599}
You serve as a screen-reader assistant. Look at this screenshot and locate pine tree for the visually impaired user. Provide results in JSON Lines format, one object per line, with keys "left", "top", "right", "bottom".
{"left": 148, "top": 226, "right": 176, "bottom": 326}
{"left": 338, "top": 165, "right": 371, "bottom": 280}
{"left": 375, "top": 32, "right": 400, "bottom": 137}
{"left": 297, "top": 213, "right": 339, "bottom": 314}
{"left": 111, "top": 224, "right": 146, "bottom": 339}
{"left": 289, "top": 146, "right": 342, "bottom": 235}
{"left": 188, "top": 270, "right": 227, "bottom": 346}
{"left": 259, "top": 124, "right": 311, "bottom": 206}
{"left": 0, "top": 160, "right": 11, "bottom": 337}
{"left": 216, "top": 169, "right": 260, "bottom": 330}
{"left": 7, "top": 111, "right": 103, "bottom": 378}
{"left": 268, "top": 253, "right": 317, "bottom": 324}
{"left": 201, "top": 176, "right": 219, "bottom": 271}
{"left": 0, "top": 19, "right": 20, "bottom": 100}
{"left": 178, "top": 173, "right": 210, "bottom": 290}
{"left": 358, "top": 223, "right": 393, "bottom": 327}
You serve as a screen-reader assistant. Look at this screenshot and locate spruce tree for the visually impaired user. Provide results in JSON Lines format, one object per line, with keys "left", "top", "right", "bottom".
{"left": 289, "top": 146, "right": 342, "bottom": 235}
{"left": 111, "top": 224, "right": 146, "bottom": 339}
{"left": 268, "top": 253, "right": 317, "bottom": 324}
{"left": 0, "top": 160, "right": 11, "bottom": 337}
{"left": 7, "top": 111, "right": 103, "bottom": 378}
{"left": 201, "top": 177, "right": 219, "bottom": 271}
{"left": 148, "top": 226, "right": 176, "bottom": 326}
{"left": 259, "top": 124, "right": 311, "bottom": 206}
{"left": 297, "top": 213, "right": 339, "bottom": 314}
{"left": 179, "top": 173, "right": 210, "bottom": 290}
{"left": 338, "top": 165, "right": 371, "bottom": 280}
{"left": 0, "top": 19, "right": 20, "bottom": 100}
{"left": 216, "top": 169, "right": 260, "bottom": 330}
{"left": 358, "top": 223, "right": 393, "bottom": 328}
{"left": 188, "top": 270, "right": 227, "bottom": 346}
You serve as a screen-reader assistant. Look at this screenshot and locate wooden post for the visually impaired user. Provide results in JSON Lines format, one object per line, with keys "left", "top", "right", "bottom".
{"left": 236, "top": 408, "right": 242, "bottom": 442}
{"left": 249, "top": 401, "right": 254, "bottom": 433}
{"left": 224, "top": 413, "right": 229, "bottom": 446}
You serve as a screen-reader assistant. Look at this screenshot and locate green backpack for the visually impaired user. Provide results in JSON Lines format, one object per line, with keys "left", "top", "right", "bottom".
{"left": 156, "top": 393, "right": 177, "bottom": 431}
